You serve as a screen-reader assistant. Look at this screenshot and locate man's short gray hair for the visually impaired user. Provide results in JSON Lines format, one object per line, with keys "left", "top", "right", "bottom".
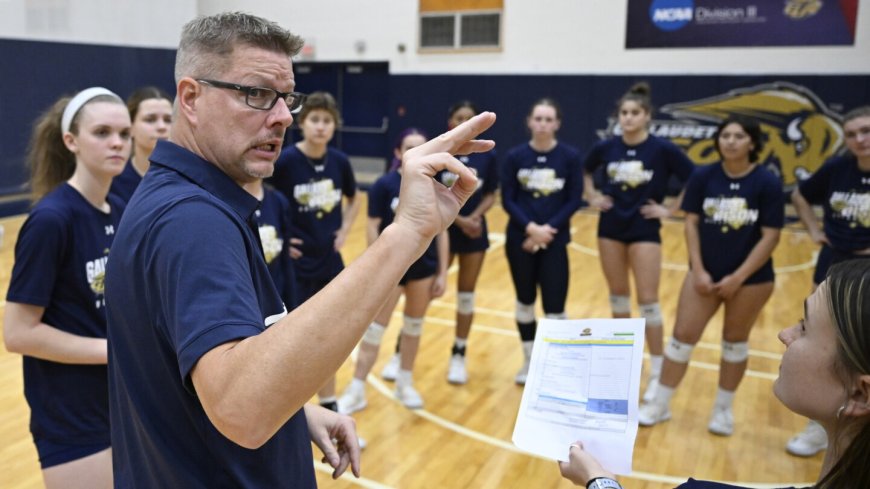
{"left": 175, "top": 12, "right": 304, "bottom": 83}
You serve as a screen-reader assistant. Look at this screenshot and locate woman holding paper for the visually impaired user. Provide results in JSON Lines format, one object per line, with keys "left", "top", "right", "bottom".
{"left": 637, "top": 117, "right": 783, "bottom": 436}
{"left": 560, "top": 259, "right": 870, "bottom": 489}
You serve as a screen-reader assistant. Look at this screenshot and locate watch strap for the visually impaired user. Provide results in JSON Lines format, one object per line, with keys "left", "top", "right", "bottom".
{"left": 587, "top": 477, "right": 623, "bottom": 489}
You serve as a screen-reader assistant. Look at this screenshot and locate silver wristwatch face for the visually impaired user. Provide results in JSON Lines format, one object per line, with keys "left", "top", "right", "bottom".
{"left": 589, "top": 478, "right": 622, "bottom": 489}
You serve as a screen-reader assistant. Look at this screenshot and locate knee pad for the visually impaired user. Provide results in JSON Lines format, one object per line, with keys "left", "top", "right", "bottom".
{"left": 609, "top": 295, "right": 631, "bottom": 315}
{"left": 516, "top": 301, "right": 536, "bottom": 324}
{"left": 361, "top": 322, "right": 386, "bottom": 346}
{"left": 639, "top": 302, "right": 662, "bottom": 326}
{"left": 664, "top": 337, "right": 695, "bottom": 363}
{"left": 456, "top": 292, "right": 475, "bottom": 315}
{"left": 721, "top": 340, "right": 749, "bottom": 363}
{"left": 401, "top": 315, "right": 424, "bottom": 337}
{"left": 545, "top": 312, "right": 567, "bottom": 319}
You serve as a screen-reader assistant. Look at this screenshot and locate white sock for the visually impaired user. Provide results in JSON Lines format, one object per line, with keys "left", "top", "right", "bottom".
{"left": 656, "top": 384, "right": 676, "bottom": 406}
{"left": 649, "top": 355, "right": 663, "bottom": 377}
{"left": 350, "top": 378, "right": 366, "bottom": 392}
{"left": 455, "top": 338, "right": 468, "bottom": 349}
{"left": 397, "top": 369, "right": 413, "bottom": 385}
{"left": 522, "top": 341, "right": 533, "bottom": 360}
{"left": 715, "top": 388, "right": 735, "bottom": 409}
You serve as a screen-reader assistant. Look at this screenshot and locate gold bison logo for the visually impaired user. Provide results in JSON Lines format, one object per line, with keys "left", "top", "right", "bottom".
{"left": 660, "top": 82, "right": 843, "bottom": 189}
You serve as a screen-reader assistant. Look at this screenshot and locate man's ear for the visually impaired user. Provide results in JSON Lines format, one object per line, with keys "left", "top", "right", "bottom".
{"left": 177, "top": 77, "right": 201, "bottom": 125}
{"left": 845, "top": 374, "right": 870, "bottom": 418}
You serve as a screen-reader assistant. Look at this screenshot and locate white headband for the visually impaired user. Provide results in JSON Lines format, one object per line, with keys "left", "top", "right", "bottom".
{"left": 61, "top": 87, "right": 122, "bottom": 134}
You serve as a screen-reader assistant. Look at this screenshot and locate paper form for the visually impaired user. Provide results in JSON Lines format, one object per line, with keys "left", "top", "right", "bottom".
{"left": 512, "top": 318, "right": 645, "bottom": 475}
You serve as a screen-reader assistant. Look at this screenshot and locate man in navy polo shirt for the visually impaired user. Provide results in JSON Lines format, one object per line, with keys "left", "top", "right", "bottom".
{"left": 105, "top": 11, "right": 496, "bottom": 488}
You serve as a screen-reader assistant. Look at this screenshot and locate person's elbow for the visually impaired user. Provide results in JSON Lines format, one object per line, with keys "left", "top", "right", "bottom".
{"left": 205, "top": 397, "right": 278, "bottom": 449}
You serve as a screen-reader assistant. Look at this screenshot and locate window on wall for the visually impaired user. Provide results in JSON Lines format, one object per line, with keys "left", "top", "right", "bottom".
{"left": 419, "top": 0, "right": 502, "bottom": 51}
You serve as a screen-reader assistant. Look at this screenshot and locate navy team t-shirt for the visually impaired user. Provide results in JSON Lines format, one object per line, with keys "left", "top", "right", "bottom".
{"left": 6, "top": 183, "right": 123, "bottom": 445}
{"left": 268, "top": 145, "right": 357, "bottom": 281}
{"left": 108, "top": 159, "right": 143, "bottom": 204}
{"left": 437, "top": 150, "right": 499, "bottom": 252}
{"left": 105, "top": 140, "right": 314, "bottom": 488}
{"left": 798, "top": 153, "right": 870, "bottom": 252}
{"left": 681, "top": 163, "right": 784, "bottom": 282}
{"left": 583, "top": 135, "right": 695, "bottom": 239}
{"left": 500, "top": 142, "right": 584, "bottom": 245}
{"left": 256, "top": 186, "right": 298, "bottom": 309}
{"left": 368, "top": 169, "right": 438, "bottom": 270}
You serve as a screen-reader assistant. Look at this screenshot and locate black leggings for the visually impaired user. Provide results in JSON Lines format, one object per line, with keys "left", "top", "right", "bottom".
{"left": 505, "top": 238, "right": 569, "bottom": 314}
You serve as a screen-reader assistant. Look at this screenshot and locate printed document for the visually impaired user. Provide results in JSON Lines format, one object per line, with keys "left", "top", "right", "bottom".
{"left": 512, "top": 318, "right": 645, "bottom": 475}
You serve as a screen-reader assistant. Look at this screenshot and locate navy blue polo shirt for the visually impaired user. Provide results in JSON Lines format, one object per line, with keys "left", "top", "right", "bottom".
{"left": 798, "top": 154, "right": 870, "bottom": 252}
{"left": 108, "top": 159, "right": 143, "bottom": 204}
{"left": 584, "top": 135, "right": 695, "bottom": 239}
{"left": 7, "top": 183, "right": 122, "bottom": 445}
{"left": 500, "top": 142, "right": 584, "bottom": 245}
{"left": 105, "top": 140, "right": 315, "bottom": 488}
{"left": 681, "top": 163, "right": 784, "bottom": 282}
{"left": 268, "top": 145, "right": 356, "bottom": 281}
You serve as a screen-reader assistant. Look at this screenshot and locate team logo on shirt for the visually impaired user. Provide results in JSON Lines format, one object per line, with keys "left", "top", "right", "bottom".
{"left": 597, "top": 82, "right": 844, "bottom": 190}
{"left": 258, "top": 224, "right": 284, "bottom": 264}
{"left": 702, "top": 196, "right": 759, "bottom": 232}
{"left": 439, "top": 168, "right": 483, "bottom": 192}
{"left": 293, "top": 179, "right": 342, "bottom": 218}
{"left": 829, "top": 191, "right": 870, "bottom": 228}
{"left": 517, "top": 168, "right": 565, "bottom": 197}
{"left": 85, "top": 255, "right": 109, "bottom": 305}
{"left": 606, "top": 160, "right": 654, "bottom": 189}
{"left": 784, "top": 0, "right": 822, "bottom": 19}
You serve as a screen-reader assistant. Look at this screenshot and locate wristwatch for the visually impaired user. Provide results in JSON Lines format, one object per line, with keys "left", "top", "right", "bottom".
{"left": 586, "top": 477, "right": 623, "bottom": 489}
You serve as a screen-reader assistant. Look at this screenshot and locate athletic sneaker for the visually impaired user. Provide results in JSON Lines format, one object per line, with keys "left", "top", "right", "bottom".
{"left": 786, "top": 420, "right": 828, "bottom": 457}
{"left": 515, "top": 359, "right": 530, "bottom": 385}
{"left": 708, "top": 405, "right": 734, "bottom": 436}
{"left": 642, "top": 376, "right": 659, "bottom": 404}
{"left": 395, "top": 382, "right": 424, "bottom": 409}
{"left": 638, "top": 401, "right": 671, "bottom": 426}
{"left": 447, "top": 354, "right": 468, "bottom": 384}
{"left": 357, "top": 436, "right": 367, "bottom": 451}
{"left": 380, "top": 354, "right": 400, "bottom": 381}
{"left": 337, "top": 387, "right": 367, "bottom": 415}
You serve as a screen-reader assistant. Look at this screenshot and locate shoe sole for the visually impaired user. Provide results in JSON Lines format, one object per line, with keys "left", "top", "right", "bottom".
{"left": 786, "top": 445, "right": 827, "bottom": 457}
{"left": 638, "top": 412, "right": 671, "bottom": 427}
{"left": 338, "top": 401, "right": 367, "bottom": 415}
{"left": 708, "top": 426, "right": 733, "bottom": 436}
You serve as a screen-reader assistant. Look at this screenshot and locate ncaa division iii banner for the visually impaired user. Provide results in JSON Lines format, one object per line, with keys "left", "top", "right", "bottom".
{"left": 626, "top": 0, "right": 858, "bottom": 48}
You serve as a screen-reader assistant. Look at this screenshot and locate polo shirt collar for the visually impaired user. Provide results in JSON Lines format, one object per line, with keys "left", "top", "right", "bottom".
{"left": 150, "top": 140, "right": 260, "bottom": 219}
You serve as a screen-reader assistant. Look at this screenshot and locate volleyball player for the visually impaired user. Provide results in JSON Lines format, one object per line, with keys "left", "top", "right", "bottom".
{"left": 4, "top": 87, "right": 130, "bottom": 488}
{"left": 501, "top": 98, "right": 584, "bottom": 384}
{"left": 638, "top": 117, "right": 783, "bottom": 436}
{"left": 582, "top": 82, "right": 695, "bottom": 402}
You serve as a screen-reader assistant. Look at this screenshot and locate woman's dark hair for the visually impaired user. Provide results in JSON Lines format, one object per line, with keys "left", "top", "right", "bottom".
{"left": 617, "top": 82, "right": 653, "bottom": 114}
{"left": 127, "top": 86, "right": 171, "bottom": 121}
{"left": 815, "top": 260, "right": 870, "bottom": 489}
{"left": 713, "top": 116, "right": 764, "bottom": 163}
{"left": 388, "top": 127, "right": 428, "bottom": 171}
{"left": 527, "top": 97, "right": 562, "bottom": 121}
{"left": 296, "top": 91, "right": 342, "bottom": 127}
{"left": 448, "top": 100, "right": 479, "bottom": 119}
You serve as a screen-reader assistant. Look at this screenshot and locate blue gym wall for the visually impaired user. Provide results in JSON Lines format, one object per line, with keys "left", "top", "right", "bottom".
{"left": 2, "top": 38, "right": 868, "bottom": 216}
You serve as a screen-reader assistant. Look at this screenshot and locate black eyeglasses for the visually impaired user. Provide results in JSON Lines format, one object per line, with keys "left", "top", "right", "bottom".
{"left": 196, "top": 79, "right": 307, "bottom": 113}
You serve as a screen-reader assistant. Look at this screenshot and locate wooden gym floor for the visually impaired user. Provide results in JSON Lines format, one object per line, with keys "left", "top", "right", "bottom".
{"left": 0, "top": 193, "right": 820, "bottom": 488}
